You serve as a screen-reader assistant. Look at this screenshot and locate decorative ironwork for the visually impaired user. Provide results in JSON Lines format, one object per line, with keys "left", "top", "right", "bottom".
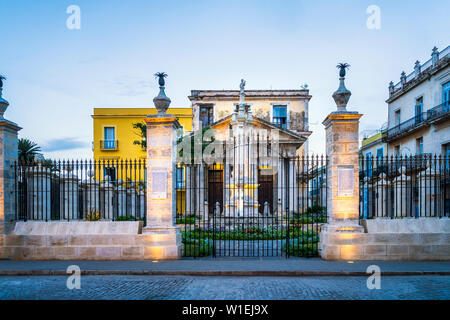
{"left": 13, "top": 159, "right": 147, "bottom": 223}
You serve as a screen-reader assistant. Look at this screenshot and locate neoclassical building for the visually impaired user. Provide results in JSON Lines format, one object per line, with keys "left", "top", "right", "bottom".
{"left": 178, "top": 81, "right": 313, "bottom": 218}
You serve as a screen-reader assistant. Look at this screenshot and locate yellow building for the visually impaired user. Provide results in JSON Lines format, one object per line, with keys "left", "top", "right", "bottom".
{"left": 92, "top": 107, "right": 193, "bottom": 161}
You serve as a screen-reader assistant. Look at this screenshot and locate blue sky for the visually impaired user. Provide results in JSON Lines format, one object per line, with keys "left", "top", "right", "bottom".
{"left": 1, "top": 0, "right": 449, "bottom": 158}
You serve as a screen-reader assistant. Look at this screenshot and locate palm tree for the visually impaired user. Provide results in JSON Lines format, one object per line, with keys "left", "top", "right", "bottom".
{"left": 132, "top": 122, "right": 147, "bottom": 149}
{"left": 18, "top": 138, "right": 42, "bottom": 162}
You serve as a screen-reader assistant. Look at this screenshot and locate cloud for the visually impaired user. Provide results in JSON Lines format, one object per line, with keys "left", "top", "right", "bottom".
{"left": 108, "top": 76, "right": 156, "bottom": 97}
{"left": 42, "top": 138, "right": 89, "bottom": 152}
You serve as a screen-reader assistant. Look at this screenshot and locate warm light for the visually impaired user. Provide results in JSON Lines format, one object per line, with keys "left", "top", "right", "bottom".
{"left": 152, "top": 261, "right": 159, "bottom": 263}
{"left": 347, "top": 261, "right": 354, "bottom": 263}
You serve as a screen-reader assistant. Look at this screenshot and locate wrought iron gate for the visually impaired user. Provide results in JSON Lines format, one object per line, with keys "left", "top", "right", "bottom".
{"left": 176, "top": 154, "right": 327, "bottom": 258}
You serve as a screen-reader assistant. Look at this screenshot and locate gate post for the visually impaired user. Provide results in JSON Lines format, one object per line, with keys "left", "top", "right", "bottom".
{"left": 142, "top": 73, "right": 182, "bottom": 259}
{"left": 320, "top": 64, "right": 364, "bottom": 260}
{"left": 0, "top": 80, "right": 21, "bottom": 234}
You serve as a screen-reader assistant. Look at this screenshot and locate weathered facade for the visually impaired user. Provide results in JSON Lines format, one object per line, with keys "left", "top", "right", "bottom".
{"left": 385, "top": 46, "right": 450, "bottom": 157}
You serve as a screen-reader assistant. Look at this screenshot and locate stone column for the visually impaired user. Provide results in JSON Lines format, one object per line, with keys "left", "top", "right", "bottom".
{"left": 320, "top": 64, "right": 364, "bottom": 260}
{"left": 101, "top": 177, "right": 114, "bottom": 220}
{"left": 376, "top": 173, "right": 389, "bottom": 218}
{"left": 0, "top": 104, "right": 21, "bottom": 232}
{"left": 393, "top": 168, "right": 411, "bottom": 217}
{"left": 60, "top": 171, "right": 79, "bottom": 220}
{"left": 143, "top": 115, "right": 182, "bottom": 259}
{"left": 418, "top": 168, "right": 439, "bottom": 217}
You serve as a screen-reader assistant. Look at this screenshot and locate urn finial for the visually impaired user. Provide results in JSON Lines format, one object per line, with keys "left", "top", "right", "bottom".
{"left": 0, "top": 74, "right": 10, "bottom": 119}
{"left": 332, "top": 63, "right": 351, "bottom": 112}
{"left": 153, "top": 72, "right": 171, "bottom": 115}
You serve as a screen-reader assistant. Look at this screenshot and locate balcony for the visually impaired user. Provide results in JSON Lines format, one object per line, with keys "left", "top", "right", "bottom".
{"left": 100, "top": 140, "right": 119, "bottom": 151}
{"left": 427, "top": 102, "right": 450, "bottom": 123}
{"left": 385, "top": 102, "right": 449, "bottom": 142}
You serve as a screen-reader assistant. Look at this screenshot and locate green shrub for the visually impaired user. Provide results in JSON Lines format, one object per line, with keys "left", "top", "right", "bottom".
{"left": 85, "top": 210, "right": 100, "bottom": 221}
{"left": 282, "top": 240, "right": 318, "bottom": 257}
{"left": 182, "top": 239, "right": 213, "bottom": 257}
{"left": 115, "top": 215, "right": 136, "bottom": 221}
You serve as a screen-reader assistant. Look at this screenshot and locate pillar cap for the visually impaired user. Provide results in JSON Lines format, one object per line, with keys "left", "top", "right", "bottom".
{"left": 144, "top": 114, "right": 181, "bottom": 128}
{"left": 322, "top": 111, "right": 362, "bottom": 126}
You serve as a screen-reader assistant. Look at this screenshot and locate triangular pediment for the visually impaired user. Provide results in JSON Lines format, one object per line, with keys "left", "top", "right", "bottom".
{"left": 208, "top": 115, "right": 311, "bottom": 145}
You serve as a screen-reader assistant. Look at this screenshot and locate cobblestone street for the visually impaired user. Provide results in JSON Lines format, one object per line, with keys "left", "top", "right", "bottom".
{"left": 0, "top": 275, "right": 449, "bottom": 300}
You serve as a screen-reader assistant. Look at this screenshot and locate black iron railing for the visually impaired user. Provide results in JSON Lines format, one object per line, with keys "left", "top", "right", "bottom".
{"left": 386, "top": 102, "right": 450, "bottom": 141}
{"left": 359, "top": 155, "right": 450, "bottom": 219}
{"left": 13, "top": 159, "right": 146, "bottom": 222}
{"left": 175, "top": 137, "right": 327, "bottom": 258}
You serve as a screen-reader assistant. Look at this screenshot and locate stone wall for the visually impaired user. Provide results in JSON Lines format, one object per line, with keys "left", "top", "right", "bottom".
{"left": 0, "top": 221, "right": 180, "bottom": 260}
{"left": 320, "top": 231, "right": 450, "bottom": 261}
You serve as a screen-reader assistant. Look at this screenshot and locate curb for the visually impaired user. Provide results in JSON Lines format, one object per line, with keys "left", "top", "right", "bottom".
{"left": 0, "top": 270, "right": 449, "bottom": 276}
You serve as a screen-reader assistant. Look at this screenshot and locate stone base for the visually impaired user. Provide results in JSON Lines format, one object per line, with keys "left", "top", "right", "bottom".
{"left": 142, "top": 226, "right": 182, "bottom": 259}
{"left": 320, "top": 231, "right": 450, "bottom": 260}
{"left": 0, "top": 222, "right": 182, "bottom": 260}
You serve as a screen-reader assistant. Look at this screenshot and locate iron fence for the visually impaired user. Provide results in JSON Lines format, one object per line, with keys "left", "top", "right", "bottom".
{"left": 13, "top": 159, "right": 147, "bottom": 222}
{"left": 176, "top": 149, "right": 328, "bottom": 258}
{"left": 359, "top": 155, "right": 450, "bottom": 219}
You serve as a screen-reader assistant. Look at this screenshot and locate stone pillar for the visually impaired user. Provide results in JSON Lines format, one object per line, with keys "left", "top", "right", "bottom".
{"left": 128, "top": 183, "right": 137, "bottom": 218}
{"left": 60, "top": 171, "right": 79, "bottom": 220}
{"left": 116, "top": 181, "right": 127, "bottom": 217}
{"left": 81, "top": 173, "right": 100, "bottom": 217}
{"left": 0, "top": 104, "right": 21, "bottom": 232}
{"left": 376, "top": 173, "right": 389, "bottom": 218}
{"left": 101, "top": 177, "right": 115, "bottom": 220}
{"left": 418, "top": 168, "right": 439, "bottom": 217}
{"left": 393, "top": 168, "right": 411, "bottom": 218}
{"left": 319, "top": 63, "right": 364, "bottom": 260}
{"left": 26, "top": 164, "right": 52, "bottom": 221}
{"left": 143, "top": 114, "right": 182, "bottom": 259}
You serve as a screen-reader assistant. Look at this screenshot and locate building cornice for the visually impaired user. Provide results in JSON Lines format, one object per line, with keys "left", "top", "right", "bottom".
{"left": 386, "top": 57, "right": 450, "bottom": 104}
{"left": 189, "top": 90, "right": 312, "bottom": 101}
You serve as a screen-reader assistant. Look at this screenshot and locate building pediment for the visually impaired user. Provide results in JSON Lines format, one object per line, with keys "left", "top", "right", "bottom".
{"left": 208, "top": 115, "right": 311, "bottom": 148}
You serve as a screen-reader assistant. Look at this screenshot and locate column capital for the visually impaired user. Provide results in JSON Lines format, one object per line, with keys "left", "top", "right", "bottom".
{"left": 322, "top": 111, "right": 362, "bottom": 128}
{"left": 0, "top": 118, "right": 22, "bottom": 132}
{"left": 144, "top": 115, "right": 181, "bottom": 128}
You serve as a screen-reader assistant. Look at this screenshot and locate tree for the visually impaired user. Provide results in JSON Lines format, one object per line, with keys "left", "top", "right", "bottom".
{"left": 18, "top": 138, "right": 42, "bottom": 162}
{"left": 132, "top": 122, "right": 147, "bottom": 149}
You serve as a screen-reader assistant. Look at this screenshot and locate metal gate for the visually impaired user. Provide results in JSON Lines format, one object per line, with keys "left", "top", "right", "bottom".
{"left": 176, "top": 154, "right": 327, "bottom": 258}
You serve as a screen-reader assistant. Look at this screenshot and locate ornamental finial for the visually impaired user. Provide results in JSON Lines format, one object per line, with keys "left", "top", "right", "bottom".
{"left": 332, "top": 63, "right": 352, "bottom": 111}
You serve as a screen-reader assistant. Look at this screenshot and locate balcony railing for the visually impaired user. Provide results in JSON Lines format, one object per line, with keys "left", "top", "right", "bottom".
{"left": 100, "top": 140, "right": 119, "bottom": 150}
{"left": 386, "top": 102, "right": 450, "bottom": 141}
{"left": 427, "top": 102, "right": 450, "bottom": 121}
{"left": 391, "top": 45, "right": 450, "bottom": 92}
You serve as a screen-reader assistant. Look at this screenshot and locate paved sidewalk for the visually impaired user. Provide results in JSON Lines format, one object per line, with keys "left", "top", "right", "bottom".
{"left": 0, "top": 258, "right": 449, "bottom": 276}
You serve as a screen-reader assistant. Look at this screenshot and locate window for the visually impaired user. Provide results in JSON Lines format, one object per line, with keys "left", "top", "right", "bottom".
{"left": 415, "top": 97, "right": 423, "bottom": 123}
{"left": 176, "top": 167, "right": 185, "bottom": 189}
{"left": 443, "top": 81, "right": 450, "bottom": 109}
{"left": 104, "top": 167, "right": 116, "bottom": 183}
{"left": 416, "top": 137, "right": 424, "bottom": 154}
{"left": 103, "top": 127, "right": 116, "bottom": 149}
{"left": 395, "top": 145, "right": 400, "bottom": 156}
{"left": 394, "top": 109, "right": 401, "bottom": 126}
{"left": 199, "top": 105, "right": 214, "bottom": 128}
{"left": 272, "top": 105, "right": 287, "bottom": 129}
{"left": 376, "top": 147, "right": 384, "bottom": 159}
